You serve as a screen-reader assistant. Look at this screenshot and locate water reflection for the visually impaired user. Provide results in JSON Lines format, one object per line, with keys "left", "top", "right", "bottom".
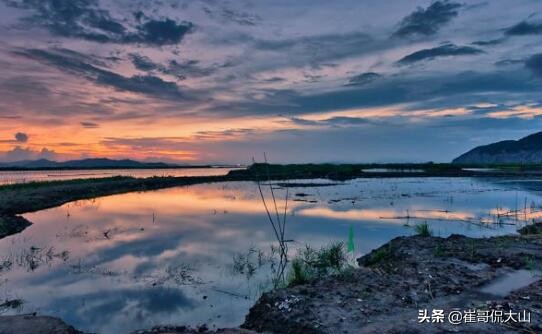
{"left": 0, "top": 167, "right": 240, "bottom": 185}
{"left": 0, "top": 177, "right": 539, "bottom": 333}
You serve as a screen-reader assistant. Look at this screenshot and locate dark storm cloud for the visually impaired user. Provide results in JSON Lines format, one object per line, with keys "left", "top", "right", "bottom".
{"left": 16, "top": 48, "right": 186, "bottom": 99}
{"left": 14, "top": 132, "right": 28, "bottom": 142}
{"left": 505, "top": 20, "right": 542, "bottom": 36}
{"left": 525, "top": 54, "right": 542, "bottom": 77}
{"left": 3, "top": 0, "right": 194, "bottom": 45}
{"left": 346, "top": 72, "right": 381, "bottom": 86}
{"left": 393, "top": 0, "right": 462, "bottom": 38}
{"left": 397, "top": 44, "right": 484, "bottom": 65}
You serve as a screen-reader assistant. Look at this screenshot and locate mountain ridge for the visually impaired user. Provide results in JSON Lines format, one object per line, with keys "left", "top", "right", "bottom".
{"left": 453, "top": 131, "right": 542, "bottom": 164}
{"left": 0, "top": 158, "right": 176, "bottom": 169}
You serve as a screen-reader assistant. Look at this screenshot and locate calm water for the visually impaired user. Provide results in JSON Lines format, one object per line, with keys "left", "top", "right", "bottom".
{"left": 0, "top": 177, "right": 540, "bottom": 333}
{"left": 0, "top": 167, "right": 240, "bottom": 185}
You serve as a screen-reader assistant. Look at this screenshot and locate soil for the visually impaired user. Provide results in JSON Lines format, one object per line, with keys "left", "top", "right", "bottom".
{"left": 0, "top": 314, "right": 84, "bottom": 334}
{"left": 242, "top": 226, "right": 542, "bottom": 333}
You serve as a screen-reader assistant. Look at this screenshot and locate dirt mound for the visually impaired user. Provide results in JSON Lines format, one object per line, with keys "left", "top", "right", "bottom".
{"left": 243, "top": 233, "right": 542, "bottom": 333}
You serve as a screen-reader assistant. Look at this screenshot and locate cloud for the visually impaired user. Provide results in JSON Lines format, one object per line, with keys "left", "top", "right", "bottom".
{"left": 164, "top": 60, "right": 217, "bottom": 79}
{"left": 16, "top": 48, "right": 186, "bottom": 99}
{"left": 471, "top": 38, "right": 506, "bottom": 46}
{"left": 495, "top": 58, "right": 525, "bottom": 67}
{"left": 397, "top": 43, "right": 484, "bottom": 65}
{"left": 129, "top": 53, "right": 220, "bottom": 80}
{"left": 203, "top": 5, "right": 261, "bottom": 26}
{"left": 0, "top": 146, "right": 57, "bottom": 162}
{"left": 126, "top": 19, "right": 194, "bottom": 45}
{"left": 505, "top": 20, "right": 542, "bottom": 36}
{"left": 80, "top": 122, "right": 99, "bottom": 128}
{"left": 248, "top": 32, "right": 377, "bottom": 67}
{"left": 130, "top": 53, "right": 161, "bottom": 71}
{"left": 393, "top": 1, "right": 462, "bottom": 38}
{"left": 208, "top": 69, "right": 539, "bottom": 118}
{"left": 3, "top": 0, "right": 194, "bottom": 45}
{"left": 346, "top": 72, "right": 381, "bottom": 86}
{"left": 14, "top": 132, "right": 28, "bottom": 142}
{"left": 525, "top": 54, "right": 542, "bottom": 77}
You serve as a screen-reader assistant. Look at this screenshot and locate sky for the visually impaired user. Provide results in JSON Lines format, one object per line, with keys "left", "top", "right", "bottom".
{"left": 0, "top": 0, "right": 542, "bottom": 164}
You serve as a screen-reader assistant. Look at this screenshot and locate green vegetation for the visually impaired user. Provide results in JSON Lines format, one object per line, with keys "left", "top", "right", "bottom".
{"left": 362, "top": 243, "right": 394, "bottom": 266}
{"left": 433, "top": 244, "right": 447, "bottom": 257}
{"left": 468, "top": 240, "right": 477, "bottom": 260}
{"left": 414, "top": 222, "right": 433, "bottom": 237}
{"left": 232, "top": 247, "right": 270, "bottom": 279}
{"left": 518, "top": 223, "right": 542, "bottom": 235}
{"left": 523, "top": 255, "right": 536, "bottom": 271}
{"left": 287, "top": 242, "right": 352, "bottom": 287}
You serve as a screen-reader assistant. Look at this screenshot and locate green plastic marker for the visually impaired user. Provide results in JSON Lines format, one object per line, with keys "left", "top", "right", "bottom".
{"left": 347, "top": 224, "right": 355, "bottom": 252}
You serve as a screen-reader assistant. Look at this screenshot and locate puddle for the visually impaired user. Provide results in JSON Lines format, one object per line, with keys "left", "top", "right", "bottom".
{"left": 480, "top": 269, "right": 542, "bottom": 297}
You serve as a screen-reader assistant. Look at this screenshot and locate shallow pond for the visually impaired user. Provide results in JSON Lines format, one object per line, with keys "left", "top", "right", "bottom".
{"left": 0, "top": 177, "right": 540, "bottom": 333}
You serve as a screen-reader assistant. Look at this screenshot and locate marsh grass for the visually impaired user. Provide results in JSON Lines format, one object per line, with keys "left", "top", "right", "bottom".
{"left": 253, "top": 155, "right": 290, "bottom": 287}
{"left": 0, "top": 298, "right": 24, "bottom": 314}
{"left": 414, "top": 222, "right": 433, "bottom": 237}
{"left": 232, "top": 246, "right": 272, "bottom": 279}
{"left": 287, "top": 242, "right": 352, "bottom": 287}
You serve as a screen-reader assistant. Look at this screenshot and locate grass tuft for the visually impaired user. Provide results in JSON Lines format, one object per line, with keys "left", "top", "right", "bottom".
{"left": 414, "top": 222, "right": 433, "bottom": 237}
{"left": 287, "top": 242, "right": 351, "bottom": 287}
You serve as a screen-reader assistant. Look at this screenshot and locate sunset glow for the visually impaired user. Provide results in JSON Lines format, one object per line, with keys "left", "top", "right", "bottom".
{"left": 1, "top": 0, "right": 541, "bottom": 163}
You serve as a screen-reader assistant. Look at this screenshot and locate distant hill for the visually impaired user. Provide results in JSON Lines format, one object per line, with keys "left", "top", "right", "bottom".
{"left": 453, "top": 132, "right": 542, "bottom": 164}
{"left": 0, "top": 158, "right": 175, "bottom": 169}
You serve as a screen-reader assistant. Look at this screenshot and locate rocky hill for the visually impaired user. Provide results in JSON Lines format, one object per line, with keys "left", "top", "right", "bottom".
{"left": 453, "top": 131, "right": 542, "bottom": 164}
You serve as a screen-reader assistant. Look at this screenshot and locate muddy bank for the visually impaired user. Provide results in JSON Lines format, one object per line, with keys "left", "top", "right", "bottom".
{"left": 0, "top": 314, "right": 84, "bottom": 334}
{"left": 131, "top": 325, "right": 260, "bottom": 334}
{"left": 0, "top": 215, "right": 31, "bottom": 239}
{"left": 243, "top": 229, "right": 542, "bottom": 333}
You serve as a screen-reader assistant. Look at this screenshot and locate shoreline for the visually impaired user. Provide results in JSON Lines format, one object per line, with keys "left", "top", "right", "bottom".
{"left": 2, "top": 164, "right": 542, "bottom": 239}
